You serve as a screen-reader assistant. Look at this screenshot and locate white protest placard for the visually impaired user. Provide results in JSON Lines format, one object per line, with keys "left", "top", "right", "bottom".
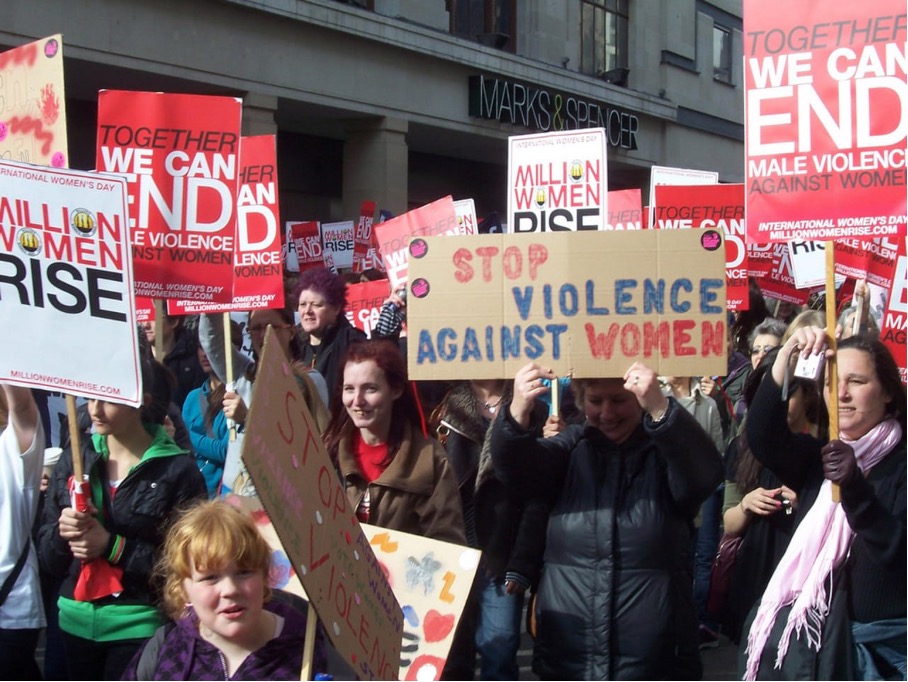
{"left": 788, "top": 240, "right": 845, "bottom": 289}
{"left": 453, "top": 199, "right": 478, "bottom": 235}
{"left": 508, "top": 129, "right": 609, "bottom": 233}
{"left": 0, "top": 160, "right": 141, "bottom": 405}
{"left": 321, "top": 220, "right": 355, "bottom": 271}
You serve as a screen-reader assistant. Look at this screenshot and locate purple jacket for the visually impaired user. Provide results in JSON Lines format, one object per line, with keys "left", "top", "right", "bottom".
{"left": 123, "top": 599, "right": 327, "bottom": 681}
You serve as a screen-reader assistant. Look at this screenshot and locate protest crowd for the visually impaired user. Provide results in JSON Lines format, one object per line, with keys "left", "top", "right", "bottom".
{"left": 2, "top": 252, "right": 905, "bottom": 680}
{"left": 1, "top": 3, "right": 907, "bottom": 681}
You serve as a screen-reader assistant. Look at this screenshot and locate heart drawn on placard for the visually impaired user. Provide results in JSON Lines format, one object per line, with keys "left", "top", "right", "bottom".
{"left": 423, "top": 609, "right": 455, "bottom": 642}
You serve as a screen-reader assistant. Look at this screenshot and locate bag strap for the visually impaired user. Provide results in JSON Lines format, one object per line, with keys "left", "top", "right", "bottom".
{"left": 0, "top": 541, "right": 30, "bottom": 607}
{"left": 136, "top": 621, "right": 176, "bottom": 680}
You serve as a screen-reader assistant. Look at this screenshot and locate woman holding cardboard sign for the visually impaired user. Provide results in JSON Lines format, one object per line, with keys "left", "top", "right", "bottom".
{"left": 489, "top": 359, "right": 723, "bottom": 680}
{"left": 741, "top": 329, "right": 906, "bottom": 680}
{"left": 322, "top": 339, "right": 466, "bottom": 545}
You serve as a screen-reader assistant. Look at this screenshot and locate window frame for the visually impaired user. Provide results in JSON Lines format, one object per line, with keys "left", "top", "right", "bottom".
{"left": 580, "top": 0, "right": 630, "bottom": 79}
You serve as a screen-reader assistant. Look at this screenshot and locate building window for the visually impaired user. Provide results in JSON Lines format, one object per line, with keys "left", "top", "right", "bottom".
{"left": 448, "top": 0, "right": 515, "bottom": 51}
{"left": 581, "top": 0, "right": 629, "bottom": 81}
{"left": 713, "top": 24, "right": 733, "bottom": 83}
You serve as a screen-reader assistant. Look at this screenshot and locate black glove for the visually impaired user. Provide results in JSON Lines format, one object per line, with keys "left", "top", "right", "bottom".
{"left": 821, "top": 439, "right": 859, "bottom": 487}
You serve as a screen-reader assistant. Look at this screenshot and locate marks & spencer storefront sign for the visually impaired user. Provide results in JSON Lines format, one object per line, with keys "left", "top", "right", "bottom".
{"left": 468, "top": 74, "right": 640, "bottom": 150}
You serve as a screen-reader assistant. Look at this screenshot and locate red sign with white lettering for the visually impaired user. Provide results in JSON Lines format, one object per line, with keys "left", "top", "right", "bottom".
{"left": 744, "top": 1, "right": 907, "bottom": 244}
{"left": 96, "top": 91, "right": 241, "bottom": 302}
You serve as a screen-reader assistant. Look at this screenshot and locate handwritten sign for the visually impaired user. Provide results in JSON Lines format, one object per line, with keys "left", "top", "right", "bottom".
{"left": 241, "top": 329, "right": 402, "bottom": 680}
{"left": 361, "top": 524, "right": 481, "bottom": 682}
{"left": 406, "top": 230, "right": 727, "bottom": 380}
{"left": 0, "top": 35, "right": 68, "bottom": 168}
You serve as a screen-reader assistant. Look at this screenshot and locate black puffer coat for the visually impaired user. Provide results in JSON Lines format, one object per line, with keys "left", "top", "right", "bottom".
{"left": 490, "top": 398, "right": 723, "bottom": 680}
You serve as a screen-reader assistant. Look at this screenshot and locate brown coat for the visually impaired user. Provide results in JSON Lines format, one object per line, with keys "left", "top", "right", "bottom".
{"left": 336, "top": 422, "right": 466, "bottom": 545}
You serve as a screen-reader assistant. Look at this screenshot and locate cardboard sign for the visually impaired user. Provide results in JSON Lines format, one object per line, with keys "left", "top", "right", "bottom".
{"left": 605, "top": 189, "right": 643, "bottom": 230}
{"left": 374, "top": 196, "right": 459, "bottom": 290}
{"left": 321, "top": 220, "right": 355, "bottom": 271}
{"left": 346, "top": 279, "right": 391, "bottom": 338}
{"left": 0, "top": 35, "right": 68, "bottom": 168}
{"left": 360, "top": 524, "right": 481, "bottom": 682}
{"left": 0, "top": 160, "right": 141, "bottom": 405}
{"left": 352, "top": 200, "right": 380, "bottom": 274}
{"left": 880, "top": 238, "right": 907, "bottom": 384}
{"left": 744, "top": 0, "right": 908, "bottom": 243}
{"left": 406, "top": 230, "right": 727, "bottom": 380}
{"left": 508, "top": 129, "right": 609, "bottom": 233}
{"left": 168, "top": 135, "right": 284, "bottom": 315}
{"left": 96, "top": 91, "right": 241, "bottom": 302}
{"left": 647, "top": 166, "right": 718, "bottom": 228}
{"left": 653, "top": 184, "right": 749, "bottom": 310}
{"left": 241, "top": 329, "right": 402, "bottom": 680}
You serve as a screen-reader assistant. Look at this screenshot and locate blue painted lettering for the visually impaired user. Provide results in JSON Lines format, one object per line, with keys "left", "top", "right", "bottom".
{"left": 643, "top": 279, "right": 665, "bottom": 314}
{"left": 585, "top": 280, "right": 609, "bottom": 314}
{"left": 559, "top": 284, "right": 578, "bottom": 316}
{"left": 670, "top": 279, "right": 693, "bottom": 313}
{"left": 615, "top": 279, "right": 637, "bottom": 314}
{"left": 699, "top": 279, "right": 723, "bottom": 314}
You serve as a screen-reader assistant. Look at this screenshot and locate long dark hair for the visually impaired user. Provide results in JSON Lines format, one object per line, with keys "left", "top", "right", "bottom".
{"left": 837, "top": 334, "right": 906, "bottom": 427}
{"left": 322, "top": 339, "right": 421, "bottom": 466}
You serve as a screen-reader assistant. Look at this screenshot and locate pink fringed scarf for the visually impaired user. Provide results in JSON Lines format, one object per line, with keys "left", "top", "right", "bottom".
{"left": 743, "top": 418, "right": 902, "bottom": 680}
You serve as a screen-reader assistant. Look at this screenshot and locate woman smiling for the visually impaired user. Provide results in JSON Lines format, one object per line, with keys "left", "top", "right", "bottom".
{"left": 743, "top": 329, "right": 906, "bottom": 680}
{"left": 322, "top": 340, "right": 465, "bottom": 544}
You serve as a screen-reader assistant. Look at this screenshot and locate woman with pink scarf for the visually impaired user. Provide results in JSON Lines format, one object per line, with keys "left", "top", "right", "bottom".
{"left": 742, "top": 327, "right": 905, "bottom": 680}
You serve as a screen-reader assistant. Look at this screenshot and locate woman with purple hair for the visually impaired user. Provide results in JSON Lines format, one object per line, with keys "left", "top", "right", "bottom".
{"left": 295, "top": 267, "right": 366, "bottom": 401}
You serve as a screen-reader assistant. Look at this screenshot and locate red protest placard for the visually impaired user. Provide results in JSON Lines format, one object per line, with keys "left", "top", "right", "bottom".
{"left": 373, "top": 195, "right": 459, "bottom": 289}
{"left": 757, "top": 243, "right": 810, "bottom": 306}
{"left": 134, "top": 297, "right": 155, "bottom": 324}
{"left": 345, "top": 279, "right": 391, "bottom": 337}
{"left": 835, "top": 237, "right": 900, "bottom": 290}
{"left": 168, "top": 135, "right": 284, "bottom": 315}
{"left": 352, "top": 200, "right": 380, "bottom": 274}
{"left": 96, "top": 91, "right": 241, "bottom": 302}
{"left": 605, "top": 189, "right": 643, "bottom": 230}
{"left": 653, "top": 184, "right": 750, "bottom": 311}
{"left": 879, "top": 238, "right": 906, "bottom": 384}
{"left": 286, "top": 220, "right": 323, "bottom": 273}
{"left": 744, "top": 0, "right": 908, "bottom": 244}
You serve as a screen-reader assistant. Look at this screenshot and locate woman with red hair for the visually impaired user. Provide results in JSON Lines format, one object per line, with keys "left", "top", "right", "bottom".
{"left": 322, "top": 340, "right": 465, "bottom": 544}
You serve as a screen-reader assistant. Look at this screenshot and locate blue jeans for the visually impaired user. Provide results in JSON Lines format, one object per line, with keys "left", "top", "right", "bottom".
{"left": 695, "top": 483, "right": 723, "bottom": 630}
{"left": 475, "top": 578, "right": 524, "bottom": 680}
